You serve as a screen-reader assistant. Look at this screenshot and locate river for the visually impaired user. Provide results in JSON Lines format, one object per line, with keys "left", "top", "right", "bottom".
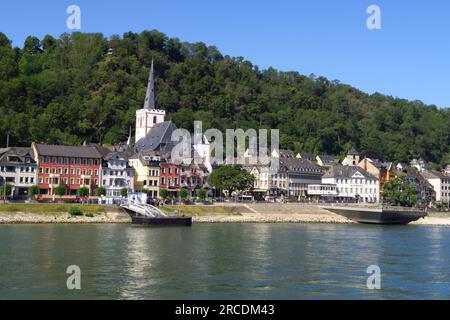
{"left": 0, "top": 223, "right": 449, "bottom": 299}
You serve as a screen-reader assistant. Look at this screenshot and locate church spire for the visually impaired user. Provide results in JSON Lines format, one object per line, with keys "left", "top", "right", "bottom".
{"left": 143, "top": 59, "right": 155, "bottom": 109}
{"left": 127, "top": 127, "right": 132, "bottom": 146}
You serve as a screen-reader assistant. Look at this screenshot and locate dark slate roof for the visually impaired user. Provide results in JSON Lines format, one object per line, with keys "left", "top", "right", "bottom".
{"left": 347, "top": 147, "right": 359, "bottom": 155}
{"left": 104, "top": 151, "right": 129, "bottom": 161}
{"left": 34, "top": 144, "right": 102, "bottom": 158}
{"left": 134, "top": 121, "right": 177, "bottom": 152}
{"left": 323, "top": 165, "right": 377, "bottom": 180}
{"left": 317, "top": 155, "right": 338, "bottom": 164}
{"left": 298, "top": 152, "right": 316, "bottom": 161}
{"left": 143, "top": 59, "right": 156, "bottom": 110}
{"left": 420, "top": 170, "right": 449, "bottom": 180}
{"left": 131, "top": 150, "right": 171, "bottom": 166}
{"left": 366, "top": 158, "right": 393, "bottom": 170}
{"left": 278, "top": 149, "right": 295, "bottom": 158}
{"left": 280, "top": 157, "right": 323, "bottom": 174}
{"left": 0, "top": 147, "right": 35, "bottom": 165}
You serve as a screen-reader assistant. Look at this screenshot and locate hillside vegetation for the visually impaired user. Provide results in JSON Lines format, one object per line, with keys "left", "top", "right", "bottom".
{"left": 0, "top": 30, "right": 449, "bottom": 167}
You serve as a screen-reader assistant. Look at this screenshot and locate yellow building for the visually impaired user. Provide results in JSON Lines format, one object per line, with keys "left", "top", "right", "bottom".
{"left": 129, "top": 151, "right": 168, "bottom": 199}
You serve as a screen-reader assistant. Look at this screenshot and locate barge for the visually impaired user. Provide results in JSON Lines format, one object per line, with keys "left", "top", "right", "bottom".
{"left": 321, "top": 205, "right": 427, "bottom": 225}
{"left": 121, "top": 197, "right": 192, "bottom": 226}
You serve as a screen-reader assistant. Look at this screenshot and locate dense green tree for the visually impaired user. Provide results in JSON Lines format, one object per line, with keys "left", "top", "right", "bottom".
{"left": 159, "top": 189, "right": 169, "bottom": 200}
{"left": 120, "top": 188, "right": 128, "bottom": 197}
{"left": 54, "top": 184, "right": 67, "bottom": 198}
{"left": 0, "top": 183, "right": 12, "bottom": 198}
{"left": 381, "top": 173, "right": 417, "bottom": 207}
{"left": 96, "top": 186, "right": 106, "bottom": 197}
{"left": 28, "top": 185, "right": 39, "bottom": 198}
{"left": 77, "top": 187, "right": 90, "bottom": 197}
{"left": 179, "top": 188, "right": 189, "bottom": 200}
{"left": 209, "top": 165, "right": 255, "bottom": 199}
{"left": 197, "top": 188, "right": 207, "bottom": 201}
{"left": 0, "top": 29, "right": 449, "bottom": 167}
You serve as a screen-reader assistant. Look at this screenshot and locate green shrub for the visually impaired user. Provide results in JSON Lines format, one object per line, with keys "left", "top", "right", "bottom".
{"left": 84, "top": 213, "right": 94, "bottom": 218}
{"left": 68, "top": 206, "right": 83, "bottom": 216}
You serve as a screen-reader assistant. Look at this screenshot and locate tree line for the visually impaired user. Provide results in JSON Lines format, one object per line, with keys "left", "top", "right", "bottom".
{"left": 0, "top": 30, "right": 449, "bottom": 168}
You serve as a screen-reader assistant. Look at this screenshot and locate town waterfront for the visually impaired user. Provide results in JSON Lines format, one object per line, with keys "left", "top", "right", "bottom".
{"left": 0, "top": 223, "right": 449, "bottom": 299}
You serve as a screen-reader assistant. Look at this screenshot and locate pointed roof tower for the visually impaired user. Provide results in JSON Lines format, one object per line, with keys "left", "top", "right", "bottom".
{"left": 127, "top": 127, "right": 132, "bottom": 146}
{"left": 143, "top": 59, "right": 155, "bottom": 109}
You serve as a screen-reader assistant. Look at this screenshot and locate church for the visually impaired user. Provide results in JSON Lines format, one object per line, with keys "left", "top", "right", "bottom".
{"left": 129, "top": 60, "right": 212, "bottom": 197}
{"left": 133, "top": 59, "right": 177, "bottom": 152}
{"left": 133, "top": 59, "right": 211, "bottom": 167}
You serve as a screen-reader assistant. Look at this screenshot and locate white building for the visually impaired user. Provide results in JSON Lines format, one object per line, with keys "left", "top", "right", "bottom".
{"left": 420, "top": 170, "right": 450, "bottom": 203}
{"left": 342, "top": 147, "right": 360, "bottom": 166}
{"left": 0, "top": 147, "right": 37, "bottom": 199}
{"left": 101, "top": 152, "right": 134, "bottom": 198}
{"left": 246, "top": 165, "right": 271, "bottom": 192}
{"left": 322, "top": 165, "right": 379, "bottom": 203}
{"left": 410, "top": 158, "right": 426, "bottom": 172}
{"left": 307, "top": 184, "right": 338, "bottom": 197}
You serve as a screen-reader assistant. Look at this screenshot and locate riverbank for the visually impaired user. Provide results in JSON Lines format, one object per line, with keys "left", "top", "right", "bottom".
{"left": 1, "top": 203, "right": 449, "bottom": 225}
{"left": 0, "top": 204, "right": 130, "bottom": 224}
{"left": 191, "top": 203, "right": 450, "bottom": 226}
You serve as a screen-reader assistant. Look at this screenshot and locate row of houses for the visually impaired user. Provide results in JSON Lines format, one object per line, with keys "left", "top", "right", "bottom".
{"left": 245, "top": 147, "right": 450, "bottom": 206}
{"left": 0, "top": 143, "right": 211, "bottom": 201}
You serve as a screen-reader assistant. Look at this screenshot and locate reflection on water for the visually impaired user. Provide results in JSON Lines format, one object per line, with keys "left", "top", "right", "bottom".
{"left": 0, "top": 223, "right": 449, "bottom": 299}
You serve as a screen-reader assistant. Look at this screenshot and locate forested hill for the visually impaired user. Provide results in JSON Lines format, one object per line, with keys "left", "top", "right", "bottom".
{"left": 0, "top": 30, "right": 449, "bottom": 167}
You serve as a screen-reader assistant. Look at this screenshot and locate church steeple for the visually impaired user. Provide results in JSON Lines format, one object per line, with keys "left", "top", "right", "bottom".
{"left": 127, "top": 127, "right": 132, "bottom": 146}
{"left": 143, "top": 59, "right": 155, "bottom": 110}
{"left": 135, "top": 60, "right": 166, "bottom": 143}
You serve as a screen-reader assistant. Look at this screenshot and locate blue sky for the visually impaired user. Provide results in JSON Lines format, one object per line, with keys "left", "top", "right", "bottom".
{"left": 1, "top": 0, "right": 449, "bottom": 108}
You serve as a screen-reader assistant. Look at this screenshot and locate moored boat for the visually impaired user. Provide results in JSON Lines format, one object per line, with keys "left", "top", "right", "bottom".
{"left": 321, "top": 205, "right": 427, "bottom": 225}
{"left": 120, "top": 194, "right": 192, "bottom": 226}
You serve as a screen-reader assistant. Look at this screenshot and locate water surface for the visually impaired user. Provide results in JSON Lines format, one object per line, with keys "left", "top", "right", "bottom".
{"left": 0, "top": 223, "right": 449, "bottom": 299}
